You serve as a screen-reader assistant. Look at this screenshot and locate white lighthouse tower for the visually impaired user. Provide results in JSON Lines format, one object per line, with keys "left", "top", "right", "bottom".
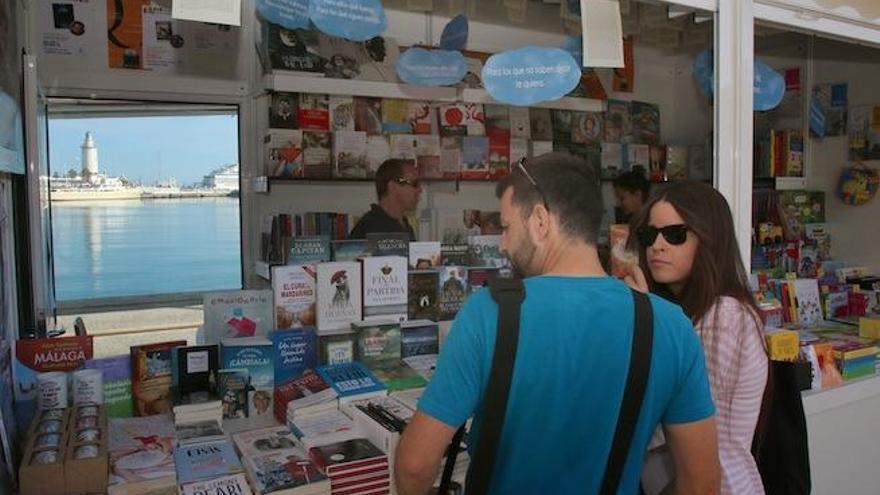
{"left": 81, "top": 131, "right": 99, "bottom": 184}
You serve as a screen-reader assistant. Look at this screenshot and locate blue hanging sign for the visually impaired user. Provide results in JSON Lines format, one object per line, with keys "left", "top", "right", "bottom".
{"left": 256, "top": 0, "right": 310, "bottom": 30}
{"left": 440, "top": 14, "right": 469, "bottom": 51}
{"left": 482, "top": 46, "right": 581, "bottom": 106}
{"left": 692, "top": 49, "right": 786, "bottom": 111}
{"left": 396, "top": 48, "right": 467, "bottom": 86}
{"left": 562, "top": 36, "right": 584, "bottom": 68}
{"left": 309, "top": 0, "right": 387, "bottom": 42}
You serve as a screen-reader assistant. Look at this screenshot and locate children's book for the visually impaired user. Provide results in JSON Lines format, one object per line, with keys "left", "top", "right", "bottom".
{"left": 264, "top": 129, "right": 304, "bottom": 178}
{"left": 382, "top": 98, "right": 411, "bottom": 134}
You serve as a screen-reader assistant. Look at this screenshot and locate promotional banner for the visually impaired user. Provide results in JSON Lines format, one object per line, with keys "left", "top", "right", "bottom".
{"left": 256, "top": 0, "right": 310, "bottom": 30}
{"left": 482, "top": 47, "right": 581, "bottom": 106}
{"left": 309, "top": 0, "right": 387, "bottom": 42}
{"left": 396, "top": 48, "right": 467, "bottom": 86}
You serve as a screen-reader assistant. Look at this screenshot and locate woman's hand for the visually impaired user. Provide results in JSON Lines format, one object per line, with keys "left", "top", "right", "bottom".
{"left": 623, "top": 264, "right": 649, "bottom": 293}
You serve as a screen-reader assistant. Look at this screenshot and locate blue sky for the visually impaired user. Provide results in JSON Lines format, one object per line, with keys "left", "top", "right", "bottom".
{"left": 48, "top": 114, "right": 239, "bottom": 186}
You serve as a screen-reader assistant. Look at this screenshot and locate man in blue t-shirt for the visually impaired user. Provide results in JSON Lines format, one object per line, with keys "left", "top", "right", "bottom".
{"left": 395, "top": 153, "right": 721, "bottom": 494}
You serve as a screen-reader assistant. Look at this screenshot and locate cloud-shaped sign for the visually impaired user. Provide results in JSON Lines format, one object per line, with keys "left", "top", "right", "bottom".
{"left": 440, "top": 14, "right": 469, "bottom": 51}
{"left": 396, "top": 48, "right": 467, "bottom": 86}
{"left": 256, "top": 0, "right": 310, "bottom": 30}
{"left": 309, "top": 0, "right": 387, "bottom": 42}
{"left": 693, "top": 49, "right": 786, "bottom": 111}
{"left": 482, "top": 46, "right": 582, "bottom": 106}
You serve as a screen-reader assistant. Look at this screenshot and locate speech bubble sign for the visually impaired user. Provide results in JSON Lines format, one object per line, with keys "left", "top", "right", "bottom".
{"left": 309, "top": 0, "right": 387, "bottom": 42}
{"left": 482, "top": 46, "right": 582, "bottom": 106}
{"left": 440, "top": 14, "right": 469, "bottom": 51}
{"left": 692, "top": 49, "right": 786, "bottom": 111}
{"left": 256, "top": 0, "right": 310, "bottom": 30}
{"left": 396, "top": 47, "right": 467, "bottom": 86}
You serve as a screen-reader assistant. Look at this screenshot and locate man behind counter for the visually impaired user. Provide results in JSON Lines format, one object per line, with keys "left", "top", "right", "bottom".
{"left": 349, "top": 159, "right": 422, "bottom": 240}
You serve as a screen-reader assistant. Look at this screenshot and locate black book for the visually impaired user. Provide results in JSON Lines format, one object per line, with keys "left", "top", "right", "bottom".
{"left": 366, "top": 232, "right": 410, "bottom": 256}
{"left": 173, "top": 345, "right": 219, "bottom": 394}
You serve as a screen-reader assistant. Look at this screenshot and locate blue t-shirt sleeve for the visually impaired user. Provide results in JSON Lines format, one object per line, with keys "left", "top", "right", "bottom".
{"left": 663, "top": 312, "right": 716, "bottom": 425}
{"left": 418, "top": 291, "right": 490, "bottom": 428}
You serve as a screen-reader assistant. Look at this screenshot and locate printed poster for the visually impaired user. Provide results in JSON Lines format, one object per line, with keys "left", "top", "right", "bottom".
{"left": 40, "top": 0, "right": 97, "bottom": 57}
{"left": 141, "top": 5, "right": 180, "bottom": 72}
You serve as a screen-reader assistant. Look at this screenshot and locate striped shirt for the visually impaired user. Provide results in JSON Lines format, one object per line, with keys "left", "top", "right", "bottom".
{"left": 696, "top": 296, "right": 769, "bottom": 495}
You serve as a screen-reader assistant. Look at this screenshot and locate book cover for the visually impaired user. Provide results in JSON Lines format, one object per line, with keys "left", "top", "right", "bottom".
{"left": 366, "top": 232, "right": 409, "bottom": 256}
{"left": 288, "top": 410, "right": 357, "bottom": 446}
{"left": 467, "top": 268, "right": 500, "bottom": 294}
{"left": 272, "top": 264, "right": 317, "bottom": 329}
{"left": 529, "top": 108, "right": 554, "bottom": 141}
{"left": 302, "top": 130, "right": 332, "bottom": 179}
{"left": 272, "top": 328, "right": 318, "bottom": 386}
{"left": 354, "top": 97, "right": 384, "bottom": 135}
{"left": 316, "top": 362, "right": 387, "bottom": 400}
{"left": 356, "top": 36, "right": 400, "bottom": 83}
{"left": 221, "top": 338, "right": 275, "bottom": 421}
{"left": 298, "top": 94, "right": 330, "bottom": 131}
{"left": 217, "top": 369, "right": 249, "bottom": 420}
{"left": 316, "top": 262, "right": 363, "bottom": 333}
{"left": 572, "top": 112, "right": 603, "bottom": 144}
{"left": 319, "top": 332, "right": 357, "bottom": 365}
{"left": 317, "top": 31, "right": 362, "bottom": 79}
{"left": 173, "top": 345, "right": 219, "bottom": 394}
{"left": 408, "top": 101, "right": 437, "bottom": 135}
{"left": 174, "top": 440, "right": 243, "bottom": 485}
{"left": 440, "top": 243, "right": 469, "bottom": 265}
{"left": 275, "top": 369, "right": 336, "bottom": 413}
{"left": 269, "top": 92, "right": 298, "bottom": 129}
{"left": 382, "top": 98, "right": 411, "bottom": 134}
{"left": 261, "top": 24, "right": 326, "bottom": 74}
{"left": 368, "top": 360, "right": 427, "bottom": 392}
{"left": 439, "top": 266, "right": 468, "bottom": 320}
{"left": 409, "top": 241, "right": 441, "bottom": 269}
{"left": 631, "top": 101, "right": 660, "bottom": 145}
{"left": 390, "top": 134, "right": 417, "bottom": 163}
{"left": 84, "top": 354, "right": 133, "bottom": 418}
{"left": 308, "top": 438, "right": 386, "bottom": 473}
{"left": 366, "top": 135, "right": 392, "bottom": 177}
{"left": 408, "top": 271, "right": 440, "bottom": 321}
{"left": 264, "top": 129, "right": 304, "bottom": 178}
{"left": 333, "top": 130, "right": 368, "bottom": 178}
{"left": 179, "top": 473, "right": 253, "bottom": 495}
{"left": 778, "top": 191, "right": 825, "bottom": 241}
{"left": 794, "top": 279, "right": 823, "bottom": 328}
{"left": 203, "top": 290, "right": 274, "bottom": 343}
{"left": 329, "top": 95, "right": 356, "bottom": 131}
{"left": 353, "top": 320, "right": 402, "bottom": 366}
{"left": 232, "top": 425, "right": 299, "bottom": 460}
{"left": 438, "top": 103, "right": 469, "bottom": 137}
{"left": 605, "top": 99, "right": 633, "bottom": 143}
{"left": 401, "top": 320, "right": 440, "bottom": 358}
{"left": 439, "top": 137, "right": 462, "bottom": 179}
{"left": 246, "top": 447, "right": 328, "bottom": 494}
{"left": 463, "top": 103, "right": 486, "bottom": 136}
{"left": 461, "top": 136, "right": 490, "bottom": 180}
{"left": 415, "top": 134, "right": 442, "bottom": 179}
{"left": 509, "top": 107, "right": 531, "bottom": 139}
{"left": 362, "top": 256, "right": 409, "bottom": 321}
{"left": 331, "top": 239, "right": 370, "bottom": 262}
{"left": 467, "top": 234, "right": 506, "bottom": 268}
{"left": 108, "top": 415, "right": 176, "bottom": 487}
{"left": 131, "top": 340, "right": 186, "bottom": 416}
{"left": 289, "top": 235, "right": 331, "bottom": 265}
{"left": 175, "top": 420, "right": 225, "bottom": 446}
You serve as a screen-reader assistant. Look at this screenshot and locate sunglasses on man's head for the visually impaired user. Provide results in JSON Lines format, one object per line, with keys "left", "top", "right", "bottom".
{"left": 635, "top": 224, "right": 690, "bottom": 247}
{"left": 395, "top": 177, "right": 420, "bottom": 188}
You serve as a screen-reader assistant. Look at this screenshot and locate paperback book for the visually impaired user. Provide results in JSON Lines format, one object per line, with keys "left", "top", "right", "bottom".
{"left": 331, "top": 239, "right": 370, "bottom": 262}
{"left": 319, "top": 332, "right": 357, "bottom": 365}
{"left": 329, "top": 95, "right": 356, "bottom": 131}
{"left": 408, "top": 271, "right": 440, "bottom": 321}
{"left": 131, "top": 340, "right": 186, "bottom": 416}
{"left": 108, "top": 415, "right": 177, "bottom": 492}
{"left": 461, "top": 136, "right": 490, "bottom": 180}
{"left": 298, "top": 93, "right": 330, "bottom": 131}
{"left": 84, "top": 355, "right": 133, "bottom": 418}
{"left": 203, "top": 290, "right": 274, "bottom": 343}
{"left": 175, "top": 419, "right": 225, "bottom": 447}
{"left": 408, "top": 100, "right": 437, "bottom": 134}
{"left": 271, "top": 327, "right": 319, "bottom": 386}
{"left": 605, "top": 99, "right": 633, "bottom": 143}
{"left": 401, "top": 320, "right": 440, "bottom": 357}
{"left": 440, "top": 137, "right": 462, "bottom": 179}
{"left": 316, "top": 362, "right": 388, "bottom": 402}
{"left": 353, "top": 320, "right": 402, "bottom": 367}
{"left": 264, "top": 129, "right": 304, "bottom": 178}
{"left": 572, "top": 112, "right": 603, "bottom": 144}
{"left": 366, "top": 135, "right": 392, "bottom": 177}
{"left": 316, "top": 262, "right": 363, "bottom": 333}
{"left": 217, "top": 369, "right": 249, "bottom": 420}
{"left": 268, "top": 91, "right": 297, "bottom": 130}
{"left": 179, "top": 473, "right": 252, "bottom": 495}
{"left": 171, "top": 344, "right": 218, "bottom": 395}
{"left": 246, "top": 447, "right": 329, "bottom": 494}
{"left": 509, "top": 106, "right": 531, "bottom": 139}
{"left": 354, "top": 97, "right": 383, "bottom": 135}
{"left": 361, "top": 256, "right": 409, "bottom": 321}
{"left": 467, "top": 234, "right": 506, "bottom": 268}
{"left": 529, "top": 108, "right": 554, "bottom": 141}
{"left": 221, "top": 338, "right": 275, "bottom": 423}
{"left": 438, "top": 103, "right": 469, "bottom": 137}
{"left": 366, "top": 232, "right": 410, "bottom": 256}
{"left": 272, "top": 264, "right": 318, "bottom": 329}
{"left": 333, "top": 130, "right": 368, "bottom": 178}
{"left": 174, "top": 439, "right": 243, "bottom": 485}
{"left": 302, "top": 130, "right": 332, "bottom": 179}
{"left": 289, "top": 235, "right": 331, "bottom": 265}
{"left": 260, "top": 24, "right": 326, "bottom": 74}
{"left": 631, "top": 101, "right": 660, "bottom": 144}
{"left": 409, "top": 241, "right": 441, "bottom": 269}
{"left": 439, "top": 266, "right": 468, "bottom": 320}
{"left": 382, "top": 98, "right": 411, "bottom": 134}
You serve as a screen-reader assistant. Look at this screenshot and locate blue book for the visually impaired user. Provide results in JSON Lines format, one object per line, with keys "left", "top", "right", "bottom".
{"left": 289, "top": 235, "right": 331, "bottom": 264}
{"left": 316, "top": 362, "right": 387, "bottom": 401}
{"left": 174, "top": 439, "right": 243, "bottom": 485}
{"left": 220, "top": 337, "right": 275, "bottom": 422}
{"left": 271, "top": 327, "right": 318, "bottom": 386}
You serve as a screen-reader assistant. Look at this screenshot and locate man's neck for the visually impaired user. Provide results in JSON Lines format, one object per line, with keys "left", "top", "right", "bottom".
{"left": 538, "top": 237, "right": 607, "bottom": 277}
{"left": 378, "top": 198, "right": 405, "bottom": 222}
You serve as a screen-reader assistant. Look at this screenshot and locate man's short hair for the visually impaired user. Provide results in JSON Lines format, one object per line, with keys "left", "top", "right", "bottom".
{"left": 495, "top": 153, "right": 604, "bottom": 244}
{"left": 375, "top": 159, "right": 411, "bottom": 198}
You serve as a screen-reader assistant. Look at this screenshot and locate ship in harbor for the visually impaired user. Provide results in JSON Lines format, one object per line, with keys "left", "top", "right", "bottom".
{"left": 49, "top": 132, "right": 238, "bottom": 201}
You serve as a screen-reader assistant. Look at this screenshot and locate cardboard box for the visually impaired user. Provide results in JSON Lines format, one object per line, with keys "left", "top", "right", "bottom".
{"left": 65, "top": 405, "right": 109, "bottom": 495}
{"left": 20, "top": 408, "right": 70, "bottom": 495}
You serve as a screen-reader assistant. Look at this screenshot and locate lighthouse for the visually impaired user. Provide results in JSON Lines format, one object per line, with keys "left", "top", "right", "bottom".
{"left": 81, "top": 131, "right": 99, "bottom": 184}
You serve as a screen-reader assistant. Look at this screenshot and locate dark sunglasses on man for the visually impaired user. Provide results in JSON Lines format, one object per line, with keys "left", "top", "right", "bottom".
{"left": 395, "top": 177, "right": 420, "bottom": 188}
{"left": 635, "top": 224, "right": 690, "bottom": 248}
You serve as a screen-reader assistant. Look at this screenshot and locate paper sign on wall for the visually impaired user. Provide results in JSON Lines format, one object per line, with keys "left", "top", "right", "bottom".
{"left": 172, "top": 0, "right": 241, "bottom": 26}
{"left": 482, "top": 46, "right": 581, "bottom": 106}
{"left": 309, "top": 0, "right": 387, "bottom": 42}
{"left": 396, "top": 48, "right": 467, "bottom": 86}
{"left": 580, "top": 0, "right": 624, "bottom": 68}
{"left": 256, "top": 0, "right": 310, "bottom": 30}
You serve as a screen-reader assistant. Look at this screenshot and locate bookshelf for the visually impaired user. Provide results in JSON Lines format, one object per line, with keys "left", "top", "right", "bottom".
{"left": 263, "top": 71, "right": 606, "bottom": 112}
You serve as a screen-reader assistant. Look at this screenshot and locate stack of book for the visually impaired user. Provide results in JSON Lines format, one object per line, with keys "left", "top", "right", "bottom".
{"left": 275, "top": 369, "right": 338, "bottom": 424}
{"left": 308, "top": 439, "right": 389, "bottom": 495}
{"left": 173, "top": 390, "right": 223, "bottom": 426}
{"left": 289, "top": 409, "right": 360, "bottom": 450}
{"left": 832, "top": 340, "right": 879, "bottom": 381}
{"left": 316, "top": 362, "right": 388, "bottom": 404}
{"left": 175, "top": 438, "right": 248, "bottom": 495}
{"left": 233, "top": 426, "right": 331, "bottom": 495}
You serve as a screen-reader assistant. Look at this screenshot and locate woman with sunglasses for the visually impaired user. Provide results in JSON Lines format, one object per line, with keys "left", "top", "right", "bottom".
{"left": 626, "top": 181, "right": 768, "bottom": 495}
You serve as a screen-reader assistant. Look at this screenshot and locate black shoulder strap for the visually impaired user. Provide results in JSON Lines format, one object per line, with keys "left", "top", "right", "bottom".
{"left": 465, "top": 277, "right": 525, "bottom": 495}
{"left": 599, "top": 289, "right": 654, "bottom": 495}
